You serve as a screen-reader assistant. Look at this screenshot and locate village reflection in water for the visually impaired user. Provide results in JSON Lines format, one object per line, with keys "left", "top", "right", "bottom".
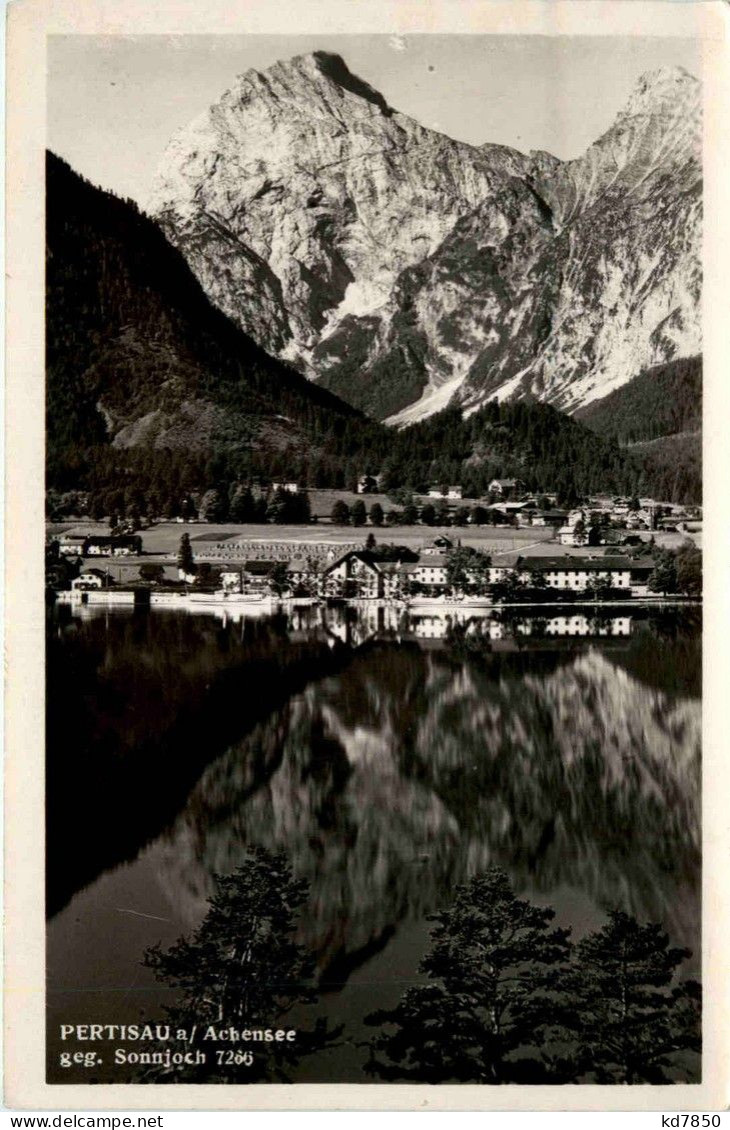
{"left": 47, "top": 602, "right": 701, "bottom": 1083}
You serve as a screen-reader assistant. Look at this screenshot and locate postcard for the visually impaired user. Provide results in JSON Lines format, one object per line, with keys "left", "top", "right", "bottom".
{"left": 4, "top": 0, "right": 729, "bottom": 1111}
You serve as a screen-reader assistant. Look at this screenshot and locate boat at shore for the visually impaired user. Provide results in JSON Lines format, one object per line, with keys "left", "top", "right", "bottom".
{"left": 186, "top": 590, "right": 273, "bottom": 606}
{"left": 406, "top": 595, "right": 493, "bottom": 609}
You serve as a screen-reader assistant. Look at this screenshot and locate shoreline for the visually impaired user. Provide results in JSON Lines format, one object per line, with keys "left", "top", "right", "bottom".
{"left": 52, "top": 590, "right": 700, "bottom": 610}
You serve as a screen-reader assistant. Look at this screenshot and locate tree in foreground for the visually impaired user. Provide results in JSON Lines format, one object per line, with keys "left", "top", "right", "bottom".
{"left": 364, "top": 867, "right": 572, "bottom": 1083}
{"left": 562, "top": 910, "right": 701, "bottom": 1083}
{"left": 572, "top": 519, "right": 588, "bottom": 546}
{"left": 143, "top": 848, "right": 339, "bottom": 1082}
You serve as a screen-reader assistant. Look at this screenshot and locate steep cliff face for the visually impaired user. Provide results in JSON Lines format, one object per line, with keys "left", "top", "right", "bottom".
{"left": 316, "top": 175, "right": 555, "bottom": 420}
{"left": 455, "top": 66, "right": 702, "bottom": 416}
{"left": 150, "top": 55, "right": 701, "bottom": 422}
{"left": 149, "top": 52, "right": 524, "bottom": 375}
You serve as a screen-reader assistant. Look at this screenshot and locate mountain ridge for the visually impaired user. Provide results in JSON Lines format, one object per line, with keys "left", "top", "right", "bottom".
{"left": 46, "top": 147, "right": 700, "bottom": 506}
{"left": 149, "top": 54, "right": 701, "bottom": 426}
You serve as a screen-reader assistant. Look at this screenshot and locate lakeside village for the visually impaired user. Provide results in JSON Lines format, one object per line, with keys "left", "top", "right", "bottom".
{"left": 47, "top": 479, "right": 702, "bottom": 611}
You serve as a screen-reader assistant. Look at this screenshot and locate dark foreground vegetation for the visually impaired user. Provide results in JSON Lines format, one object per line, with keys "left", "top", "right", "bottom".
{"left": 142, "top": 851, "right": 700, "bottom": 1084}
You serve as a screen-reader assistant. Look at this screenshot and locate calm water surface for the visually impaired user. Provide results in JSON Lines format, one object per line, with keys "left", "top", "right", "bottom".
{"left": 46, "top": 602, "right": 701, "bottom": 1083}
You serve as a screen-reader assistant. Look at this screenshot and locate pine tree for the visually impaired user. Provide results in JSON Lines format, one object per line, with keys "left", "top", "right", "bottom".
{"left": 143, "top": 848, "right": 339, "bottom": 1082}
{"left": 268, "top": 487, "right": 291, "bottom": 524}
{"left": 330, "top": 501, "right": 350, "bottom": 526}
{"left": 563, "top": 910, "right": 701, "bottom": 1083}
{"left": 369, "top": 502, "right": 384, "bottom": 527}
{"left": 365, "top": 867, "right": 572, "bottom": 1083}
{"left": 268, "top": 561, "right": 290, "bottom": 595}
{"left": 177, "top": 532, "right": 194, "bottom": 576}
{"left": 229, "top": 485, "right": 255, "bottom": 523}
{"left": 649, "top": 550, "right": 678, "bottom": 595}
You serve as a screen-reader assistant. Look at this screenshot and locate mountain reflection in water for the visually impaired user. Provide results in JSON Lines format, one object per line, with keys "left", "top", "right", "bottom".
{"left": 47, "top": 603, "right": 701, "bottom": 1080}
{"left": 151, "top": 610, "right": 700, "bottom": 977}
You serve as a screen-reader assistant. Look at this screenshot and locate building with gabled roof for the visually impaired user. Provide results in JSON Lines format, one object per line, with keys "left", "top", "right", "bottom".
{"left": 421, "top": 535, "right": 454, "bottom": 555}
{"left": 488, "top": 478, "right": 526, "bottom": 498}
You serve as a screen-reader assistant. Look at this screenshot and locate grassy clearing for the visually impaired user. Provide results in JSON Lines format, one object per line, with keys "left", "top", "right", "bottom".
{"left": 134, "top": 523, "right": 559, "bottom": 557}
{"left": 48, "top": 516, "right": 662, "bottom": 560}
{"left": 307, "top": 489, "right": 495, "bottom": 518}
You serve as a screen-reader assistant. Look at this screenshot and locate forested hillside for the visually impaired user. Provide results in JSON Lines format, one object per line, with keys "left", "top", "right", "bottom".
{"left": 576, "top": 357, "right": 701, "bottom": 443}
{"left": 575, "top": 356, "right": 701, "bottom": 503}
{"left": 628, "top": 433, "right": 702, "bottom": 506}
{"left": 46, "top": 152, "right": 378, "bottom": 495}
{"left": 46, "top": 154, "right": 700, "bottom": 510}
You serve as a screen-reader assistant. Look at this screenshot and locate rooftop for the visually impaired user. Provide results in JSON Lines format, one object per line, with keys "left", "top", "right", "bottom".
{"left": 520, "top": 555, "right": 634, "bottom": 572}
{"left": 417, "top": 555, "right": 449, "bottom": 567}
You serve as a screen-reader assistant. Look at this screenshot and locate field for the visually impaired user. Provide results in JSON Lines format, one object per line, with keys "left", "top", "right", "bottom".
{"left": 305, "top": 489, "right": 506, "bottom": 519}
{"left": 49, "top": 518, "right": 574, "bottom": 562}
{"left": 49, "top": 513, "right": 679, "bottom": 563}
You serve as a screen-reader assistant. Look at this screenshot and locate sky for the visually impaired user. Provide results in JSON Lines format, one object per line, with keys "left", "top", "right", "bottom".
{"left": 47, "top": 34, "right": 701, "bottom": 207}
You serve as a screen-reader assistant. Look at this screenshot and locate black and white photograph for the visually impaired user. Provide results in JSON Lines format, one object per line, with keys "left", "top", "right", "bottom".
{"left": 7, "top": 1, "right": 728, "bottom": 1110}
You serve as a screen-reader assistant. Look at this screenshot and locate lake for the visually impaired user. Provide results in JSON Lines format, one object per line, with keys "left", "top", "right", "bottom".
{"left": 46, "top": 602, "right": 701, "bottom": 1084}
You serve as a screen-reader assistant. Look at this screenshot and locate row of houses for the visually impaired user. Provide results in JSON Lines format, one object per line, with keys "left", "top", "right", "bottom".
{"left": 218, "top": 544, "right": 654, "bottom": 599}
{"left": 423, "top": 479, "right": 532, "bottom": 501}
{"left": 57, "top": 534, "right": 143, "bottom": 557}
{"left": 357, "top": 477, "right": 532, "bottom": 501}
{"left": 63, "top": 535, "right": 655, "bottom": 599}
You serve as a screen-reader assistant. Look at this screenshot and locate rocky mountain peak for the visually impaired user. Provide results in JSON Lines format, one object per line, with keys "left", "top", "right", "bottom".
{"left": 149, "top": 53, "right": 702, "bottom": 425}
{"left": 149, "top": 52, "right": 512, "bottom": 370}
{"left": 228, "top": 50, "right": 395, "bottom": 122}
{"left": 623, "top": 64, "right": 700, "bottom": 115}
{"left": 600, "top": 64, "right": 701, "bottom": 174}
{"left": 309, "top": 51, "right": 394, "bottom": 114}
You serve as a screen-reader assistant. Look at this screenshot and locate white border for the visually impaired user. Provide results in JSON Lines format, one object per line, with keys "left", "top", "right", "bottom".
{"left": 5, "top": 0, "right": 729, "bottom": 1111}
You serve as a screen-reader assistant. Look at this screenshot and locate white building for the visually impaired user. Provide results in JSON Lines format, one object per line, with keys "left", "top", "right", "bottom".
{"left": 414, "top": 555, "right": 449, "bottom": 588}
{"left": 488, "top": 478, "right": 526, "bottom": 498}
{"left": 519, "top": 556, "right": 632, "bottom": 591}
{"left": 71, "top": 570, "right": 108, "bottom": 591}
{"left": 427, "top": 486, "right": 462, "bottom": 500}
{"left": 421, "top": 536, "right": 454, "bottom": 556}
{"left": 58, "top": 535, "right": 86, "bottom": 556}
